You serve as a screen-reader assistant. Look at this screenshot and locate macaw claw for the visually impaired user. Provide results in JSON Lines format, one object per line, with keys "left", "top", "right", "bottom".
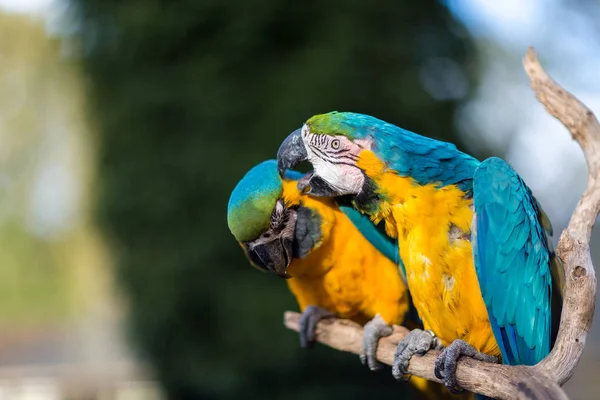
{"left": 360, "top": 314, "right": 393, "bottom": 371}
{"left": 299, "top": 305, "right": 335, "bottom": 348}
{"left": 392, "top": 329, "right": 442, "bottom": 381}
{"left": 433, "top": 339, "right": 498, "bottom": 394}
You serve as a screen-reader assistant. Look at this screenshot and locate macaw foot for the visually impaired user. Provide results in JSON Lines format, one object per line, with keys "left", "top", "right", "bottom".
{"left": 433, "top": 339, "right": 498, "bottom": 394}
{"left": 359, "top": 314, "right": 393, "bottom": 371}
{"left": 392, "top": 329, "right": 442, "bottom": 381}
{"left": 299, "top": 305, "right": 335, "bottom": 348}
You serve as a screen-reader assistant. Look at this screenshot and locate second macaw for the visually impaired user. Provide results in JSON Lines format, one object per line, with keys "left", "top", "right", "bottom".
{"left": 277, "top": 111, "right": 564, "bottom": 393}
{"left": 227, "top": 159, "right": 462, "bottom": 400}
{"left": 227, "top": 159, "right": 411, "bottom": 368}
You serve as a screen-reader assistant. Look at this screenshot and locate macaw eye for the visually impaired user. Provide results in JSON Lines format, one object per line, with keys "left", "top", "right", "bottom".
{"left": 331, "top": 139, "right": 340, "bottom": 149}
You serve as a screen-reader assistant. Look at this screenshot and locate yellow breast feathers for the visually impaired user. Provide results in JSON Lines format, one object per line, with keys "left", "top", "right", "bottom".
{"left": 280, "top": 179, "right": 409, "bottom": 326}
{"left": 357, "top": 150, "right": 499, "bottom": 356}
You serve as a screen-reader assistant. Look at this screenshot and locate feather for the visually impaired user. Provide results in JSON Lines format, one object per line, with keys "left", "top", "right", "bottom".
{"left": 338, "top": 201, "right": 407, "bottom": 283}
{"left": 472, "top": 157, "right": 560, "bottom": 365}
{"left": 307, "top": 112, "right": 480, "bottom": 192}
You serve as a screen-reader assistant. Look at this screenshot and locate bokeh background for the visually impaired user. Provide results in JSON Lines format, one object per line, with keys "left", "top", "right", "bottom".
{"left": 0, "top": 0, "right": 598, "bottom": 399}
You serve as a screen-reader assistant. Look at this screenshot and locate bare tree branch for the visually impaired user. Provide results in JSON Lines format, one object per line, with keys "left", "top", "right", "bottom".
{"left": 282, "top": 48, "right": 600, "bottom": 399}
{"left": 284, "top": 312, "right": 567, "bottom": 399}
{"left": 524, "top": 48, "right": 599, "bottom": 385}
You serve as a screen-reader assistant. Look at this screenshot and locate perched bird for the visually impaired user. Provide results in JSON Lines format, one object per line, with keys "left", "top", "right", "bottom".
{"left": 227, "top": 159, "right": 409, "bottom": 366}
{"left": 277, "top": 112, "right": 564, "bottom": 394}
{"left": 227, "top": 160, "right": 459, "bottom": 400}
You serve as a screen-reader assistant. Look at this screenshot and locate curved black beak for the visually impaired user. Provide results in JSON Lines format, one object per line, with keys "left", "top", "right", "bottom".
{"left": 297, "top": 171, "right": 341, "bottom": 197}
{"left": 246, "top": 238, "right": 293, "bottom": 279}
{"left": 277, "top": 128, "right": 307, "bottom": 177}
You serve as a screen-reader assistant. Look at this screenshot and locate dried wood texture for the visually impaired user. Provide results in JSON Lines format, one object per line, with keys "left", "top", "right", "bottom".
{"left": 283, "top": 48, "right": 600, "bottom": 400}
{"left": 524, "top": 47, "right": 599, "bottom": 385}
{"left": 284, "top": 312, "right": 567, "bottom": 399}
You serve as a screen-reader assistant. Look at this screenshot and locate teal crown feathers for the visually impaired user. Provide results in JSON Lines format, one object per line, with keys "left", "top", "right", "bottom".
{"left": 227, "top": 160, "right": 283, "bottom": 242}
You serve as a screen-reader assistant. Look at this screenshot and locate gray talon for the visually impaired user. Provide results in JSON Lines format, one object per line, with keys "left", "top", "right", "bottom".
{"left": 298, "top": 305, "right": 335, "bottom": 348}
{"left": 360, "top": 314, "right": 393, "bottom": 371}
{"left": 392, "top": 329, "right": 442, "bottom": 381}
{"left": 433, "top": 339, "right": 498, "bottom": 394}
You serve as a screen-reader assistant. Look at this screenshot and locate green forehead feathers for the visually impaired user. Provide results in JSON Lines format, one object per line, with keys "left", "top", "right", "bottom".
{"left": 227, "top": 160, "right": 283, "bottom": 242}
{"left": 306, "top": 111, "right": 368, "bottom": 140}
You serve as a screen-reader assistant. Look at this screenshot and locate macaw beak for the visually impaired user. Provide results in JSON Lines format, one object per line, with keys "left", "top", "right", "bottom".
{"left": 277, "top": 128, "right": 307, "bottom": 177}
{"left": 246, "top": 238, "right": 293, "bottom": 279}
{"left": 297, "top": 171, "right": 342, "bottom": 197}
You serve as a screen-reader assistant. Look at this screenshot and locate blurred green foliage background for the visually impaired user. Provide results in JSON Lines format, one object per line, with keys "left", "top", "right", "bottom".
{"left": 71, "top": 1, "right": 479, "bottom": 398}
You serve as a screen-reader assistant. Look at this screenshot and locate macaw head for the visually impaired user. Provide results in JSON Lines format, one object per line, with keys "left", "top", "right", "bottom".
{"left": 227, "top": 160, "right": 299, "bottom": 279}
{"left": 277, "top": 111, "right": 382, "bottom": 198}
{"left": 277, "top": 111, "right": 478, "bottom": 200}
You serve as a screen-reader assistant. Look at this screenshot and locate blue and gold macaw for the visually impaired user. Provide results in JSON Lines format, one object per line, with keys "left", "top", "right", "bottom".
{"left": 227, "top": 160, "right": 463, "bottom": 400}
{"left": 276, "top": 112, "right": 564, "bottom": 393}
{"left": 227, "top": 159, "right": 411, "bottom": 368}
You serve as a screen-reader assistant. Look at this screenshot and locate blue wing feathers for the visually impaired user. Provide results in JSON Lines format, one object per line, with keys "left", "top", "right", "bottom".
{"left": 337, "top": 203, "right": 407, "bottom": 283}
{"left": 337, "top": 199, "right": 424, "bottom": 327}
{"left": 505, "top": 279, "right": 518, "bottom": 322}
{"left": 473, "top": 157, "right": 555, "bottom": 366}
{"left": 337, "top": 113, "right": 479, "bottom": 192}
{"left": 501, "top": 323, "right": 519, "bottom": 365}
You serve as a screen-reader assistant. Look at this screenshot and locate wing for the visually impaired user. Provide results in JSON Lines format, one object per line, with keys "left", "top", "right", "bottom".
{"left": 336, "top": 200, "right": 406, "bottom": 282}
{"left": 337, "top": 199, "right": 424, "bottom": 325}
{"left": 472, "top": 157, "right": 562, "bottom": 366}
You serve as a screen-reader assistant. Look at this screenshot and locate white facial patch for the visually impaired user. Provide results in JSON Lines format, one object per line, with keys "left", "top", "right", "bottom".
{"left": 301, "top": 125, "right": 365, "bottom": 195}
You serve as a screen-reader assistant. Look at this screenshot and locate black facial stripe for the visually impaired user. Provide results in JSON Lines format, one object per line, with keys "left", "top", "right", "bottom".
{"left": 308, "top": 145, "right": 329, "bottom": 159}
{"left": 306, "top": 133, "right": 358, "bottom": 158}
{"left": 328, "top": 147, "right": 352, "bottom": 155}
{"left": 328, "top": 151, "right": 359, "bottom": 161}
{"left": 328, "top": 148, "right": 358, "bottom": 160}
{"left": 330, "top": 160, "right": 360, "bottom": 168}
{"left": 309, "top": 147, "right": 357, "bottom": 168}
{"left": 329, "top": 154, "right": 360, "bottom": 164}
{"left": 309, "top": 145, "right": 342, "bottom": 164}
{"left": 307, "top": 133, "right": 330, "bottom": 148}
{"left": 309, "top": 145, "right": 358, "bottom": 165}
{"left": 270, "top": 211, "right": 280, "bottom": 228}
{"left": 310, "top": 146, "right": 350, "bottom": 165}
{"left": 269, "top": 201, "right": 289, "bottom": 230}
{"left": 326, "top": 153, "right": 359, "bottom": 164}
